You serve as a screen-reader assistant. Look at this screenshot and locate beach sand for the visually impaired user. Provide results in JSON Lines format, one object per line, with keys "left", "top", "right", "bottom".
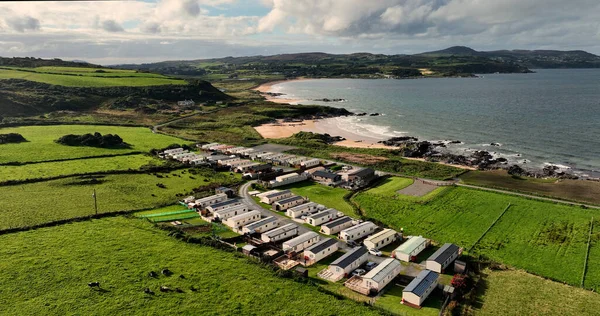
{"left": 253, "top": 79, "right": 308, "bottom": 104}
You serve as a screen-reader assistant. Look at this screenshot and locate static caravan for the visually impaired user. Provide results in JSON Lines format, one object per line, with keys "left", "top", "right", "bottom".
{"left": 236, "top": 162, "right": 261, "bottom": 173}
{"left": 303, "top": 238, "right": 338, "bottom": 265}
{"left": 425, "top": 243, "right": 460, "bottom": 273}
{"left": 393, "top": 236, "right": 428, "bottom": 262}
{"left": 205, "top": 154, "right": 231, "bottom": 163}
{"left": 358, "top": 258, "right": 402, "bottom": 294}
{"left": 320, "top": 216, "right": 354, "bottom": 235}
{"left": 261, "top": 223, "right": 298, "bottom": 243}
{"left": 212, "top": 205, "right": 249, "bottom": 221}
{"left": 164, "top": 148, "right": 184, "bottom": 155}
{"left": 256, "top": 190, "right": 280, "bottom": 199}
{"left": 273, "top": 196, "right": 307, "bottom": 211}
{"left": 189, "top": 193, "right": 227, "bottom": 209}
{"left": 402, "top": 270, "right": 439, "bottom": 307}
{"left": 218, "top": 156, "right": 240, "bottom": 165}
{"left": 326, "top": 246, "right": 369, "bottom": 281}
{"left": 201, "top": 143, "right": 220, "bottom": 149}
{"left": 242, "top": 216, "right": 279, "bottom": 234}
{"left": 269, "top": 173, "right": 308, "bottom": 188}
{"left": 260, "top": 190, "right": 293, "bottom": 204}
{"left": 300, "top": 158, "right": 321, "bottom": 168}
{"left": 363, "top": 229, "right": 398, "bottom": 250}
{"left": 306, "top": 209, "right": 339, "bottom": 226}
{"left": 227, "top": 146, "right": 246, "bottom": 154}
{"left": 339, "top": 221, "right": 377, "bottom": 242}
{"left": 172, "top": 152, "right": 195, "bottom": 160}
{"left": 227, "top": 159, "right": 254, "bottom": 168}
{"left": 205, "top": 199, "right": 243, "bottom": 213}
{"left": 182, "top": 196, "right": 196, "bottom": 204}
{"left": 282, "top": 232, "right": 320, "bottom": 253}
{"left": 224, "top": 210, "right": 262, "bottom": 230}
{"left": 312, "top": 170, "right": 342, "bottom": 184}
{"left": 286, "top": 202, "right": 325, "bottom": 218}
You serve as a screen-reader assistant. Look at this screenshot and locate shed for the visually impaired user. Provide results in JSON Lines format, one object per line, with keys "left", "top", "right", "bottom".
{"left": 273, "top": 195, "right": 307, "bottom": 211}
{"left": 325, "top": 246, "right": 369, "bottom": 281}
{"left": 402, "top": 270, "right": 439, "bottom": 307}
{"left": 425, "top": 243, "right": 460, "bottom": 273}
{"left": 320, "top": 216, "right": 354, "bottom": 235}
{"left": 261, "top": 223, "right": 298, "bottom": 243}
{"left": 363, "top": 229, "right": 398, "bottom": 250}
{"left": 393, "top": 236, "right": 428, "bottom": 262}
{"left": 282, "top": 232, "right": 320, "bottom": 253}
{"left": 241, "top": 244, "right": 257, "bottom": 256}
{"left": 454, "top": 260, "right": 467, "bottom": 274}
{"left": 303, "top": 238, "right": 338, "bottom": 265}
{"left": 242, "top": 216, "right": 279, "bottom": 234}
{"left": 306, "top": 208, "right": 339, "bottom": 226}
{"left": 339, "top": 221, "right": 377, "bottom": 242}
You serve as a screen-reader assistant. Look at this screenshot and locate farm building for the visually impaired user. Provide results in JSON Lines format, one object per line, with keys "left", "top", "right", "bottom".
{"left": 260, "top": 190, "right": 293, "bottom": 204}
{"left": 224, "top": 210, "right": 262, "bottom": 230}
{"left": 242, "top": 216, "right": 279, "bottom": 234}
{"left": 339, "top": 221, "right": 377, "bottom": 242}
{"left": 282, "top": 232, "right": 321, "bottom": 253}
{"left": 205, "top": 199, "right": 243, "bottom": 213}
{"left": 261, "top": 223, "right": 299, "bottom": 243}
{"left": 269, "top": 172, "right": 308, "bottom": 188}
{"left": 341, "top": 167, "right": 376, "bottom": 184}
{"left": 320, "top": 216, "right": 354, "bottom": 235}
{"left": 393, "top": 236, "right": 428, "bottom": 262}
{"left": 286, "top": 202, "right": 325, "bottom": 218}
{"left": 363, "top": 229, "right": 399, "bottom": 250}
{"left": 188, "top": 193, "right": 227, "bottom": 209}
{"left": 303, "top": 238, "right": 338, "bottom": 265}
{"left": 212, "top": 205, "right": 249, "bottom": 220}
{"left": 273, "top": 195, "right": 307, "bottom": 211}
{"left": 323, "top": 246, "right": 369, "bottom": 281}
{"left": 300, "top": 158, "right": 321, "bottom": 168}
{"left": 312, "top": 170, "right": 342, "bottom": 184}
{"left": 425, "top": 243, "right": 460, "bottom": 273}
{"left": 306, "top": 208, "right": 339, "bottom": 226}
{"left": 402, "top": 270, "right": 439, "bottom": 307}
{"left": 345, "top": 258, "right": 402, "bottom": 295}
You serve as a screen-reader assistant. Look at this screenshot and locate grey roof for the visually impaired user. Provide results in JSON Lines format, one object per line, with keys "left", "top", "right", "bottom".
{"left": 265, "top": 190, "right": 291, "bottom": 199}
{"left": 403, "top": 270, "right": 439, "bottom": 296}
{"left": 263, "top": 223, "right": 297, "bottom": 237}
{"left": 275, "top": 195, "right": 305, "bottom": 205}
{"left": 350, "top": 167, "right": 375, "bottom": 178}
{"left": 309, "top": 209, "right": 336, "bottom": 220}
{"left": 306, "top": 238, "right": 338, "bottom": 254}
{"left": 365, "top": 258, "right": 401, "bottom": 283}
{"left": 427, "top": 243, "right": 460, "bottom": 264}
{"left": 209, "top": 199, "right": 240, "bottom": 209}
{"left": 321, "top": 216, "right": 353, "bottom": 229}
{"left": 313, "top": 170, "right": 340, "bottom": 180}
{"left": 331, "top": 246, "right": 368, "bottom": 269}
{"left": 244, "top": 216, "right": 277, "bottom": 230}
{"left": 250, "top": 164, "right": 272, "bottom": 171}
{"left": 206, "top": 154, "right": 230, "bottom": 161}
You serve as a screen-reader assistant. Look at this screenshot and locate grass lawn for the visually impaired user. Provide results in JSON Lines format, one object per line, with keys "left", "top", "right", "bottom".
{"left": 279, "top": 182, "right": 356, "bottom": 216}
{"left": 366, "top": 177, "right": 414, "bottom": 196}
{"left": 473, "top": 269, "right": 600, "bottom": 316}
{"left": 584, "top": 218, "right": 600, "bottom": 291}
{"left": 0, "top": 154, "right": 162, "bottom": 182}
{"left": 0, "top": 170, "right": 241, "bottom": 230}
{"left": 0, "top": 217, "right": 382, "bottom": 315}
{"left": 375, "top": 284, "right": 442, "bottom": 316}
{"left": 0, "top": 125, "right": 189, "bottom": 164}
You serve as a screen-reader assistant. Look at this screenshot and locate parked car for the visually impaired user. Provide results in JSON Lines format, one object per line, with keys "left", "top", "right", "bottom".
{"left": 368, "top": 248, "right": 382, "bottom": 256}
{"left": 365, "top": 262, "right": 378, "bottom": 271}
{"left": 347, "top": 240, "right": 358, "bottom": 247}
{"left": 352, "top": 269, "right": 366, "bottom": 277}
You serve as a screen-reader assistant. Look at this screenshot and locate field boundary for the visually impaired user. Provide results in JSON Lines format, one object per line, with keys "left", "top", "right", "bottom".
{"left": 0, "top": 151, "right": 144, "bottom": 166}
{"left": 468, "top": 203, "right": 512, "bottom": 253}
{"left": 581, "top": 217, "right": 594, "bottom": 287}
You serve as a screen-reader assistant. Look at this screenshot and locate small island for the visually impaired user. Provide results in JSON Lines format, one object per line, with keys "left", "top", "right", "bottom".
{"left": 0, "top": 133, "right": 27, "bottom": 144}
{"left": 56, "top": 132, "right": 130, "bottom": 148}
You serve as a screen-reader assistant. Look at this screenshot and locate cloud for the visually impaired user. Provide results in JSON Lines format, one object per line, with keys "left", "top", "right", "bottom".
{"left": 5, "top": 15, "right": 40, "bottom": 32}
{"left": 100, "top": 20, "right": 125, "bottom": 33}
{"left": 141, "top": 22, "right": 162, "bottom": 34}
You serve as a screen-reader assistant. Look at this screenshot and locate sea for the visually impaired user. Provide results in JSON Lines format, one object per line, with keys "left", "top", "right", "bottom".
{"left": 269, "top": 69, "right": 600, "bottom": 178}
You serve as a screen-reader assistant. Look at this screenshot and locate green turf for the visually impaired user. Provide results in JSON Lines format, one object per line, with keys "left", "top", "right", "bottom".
{"left": 0, "top": 154, "right": 162, "bottom": 182}
{"left": 366, "top": 177, "right": 414, "bottom": 197}
{"left": 0, "top": 170, "right": 241, "bottom": 230}
{"left": 279, "top": 182, "right": 356, "bottom": 216}
{"left": 0, "top": 125, "right": 188, "bottom": 164}
{"left": 0, "top": 217, "right": 382, "bottom": 315}
{"left": 375, "top": 284, "right": 442, "bottom": 316}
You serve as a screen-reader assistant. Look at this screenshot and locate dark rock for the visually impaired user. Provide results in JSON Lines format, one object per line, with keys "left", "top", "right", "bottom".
{"left": 369, "top": 113, "right": 380, "bottom": 116}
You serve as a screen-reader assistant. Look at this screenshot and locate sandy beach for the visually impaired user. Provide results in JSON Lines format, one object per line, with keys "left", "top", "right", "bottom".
{"left": 253, "top": 79, "right": 308, "bottom": 104}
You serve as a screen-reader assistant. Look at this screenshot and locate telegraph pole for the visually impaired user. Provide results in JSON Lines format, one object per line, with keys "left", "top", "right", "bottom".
{"left": 92, "top": 189, "right": 98, "bottom": 215}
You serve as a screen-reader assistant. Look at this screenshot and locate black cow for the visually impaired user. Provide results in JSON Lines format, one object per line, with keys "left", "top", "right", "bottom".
{"left": 88, "top": 282, "right": 100, "bottom": 289}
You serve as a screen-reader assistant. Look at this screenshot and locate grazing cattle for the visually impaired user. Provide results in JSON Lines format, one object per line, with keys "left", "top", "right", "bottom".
{"left": 144, "top": 288, "right": 154, "bottom": 295}
{"left": 190, "top": 286, "right": 197, "bottom": 292}
{"left": 88, "top": 282, "right": 100, "bottom": 288}
{"left": 159, "top": 286, "right": 170, "bottom": 292}
{"left": 179, "top": 274, "right": 185, "bottom": 279}
{"left": 161, "top": 269, "right": 172, "bottom": 276}
{"left": 175, "top": 288, "right": 184, "bottom": 293}
{"left": 148, "top": 271, "right": 158, "bottom": 278}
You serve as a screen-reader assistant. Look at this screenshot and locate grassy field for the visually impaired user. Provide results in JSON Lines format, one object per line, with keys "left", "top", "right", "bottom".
{"left": 0, "top": 217, "right": 382, "bottom": 315}
{"left": 0, "top": 170, "right": 241, "bottom": 230}
{"left": 0, "top": 125, "right": 188, "bottom": 164}
{"left": 279, "top": 182, "right": 356, "bottom": 216}
{"left": 366, "top": 177, "right": 414, "bottom": 196}
{"left": 0, "top": 154, "right": 162, "bottom": 182}
{"left": 583, "top": 218, "right": 599, "bottom": 291}
{"left": 375, "top": 284, "right": 442, "bottom": 316}
{"left": 472, "top": 269, "right": 600, "bottom": 315}
{"left": 0, "top": 67, "right": 186, "bottom": 87}
{"left": 460, "top": 170, "right": 600, "bottom": 205}
{"left": 353, "top": 186, "right": 597, "bottom": 286}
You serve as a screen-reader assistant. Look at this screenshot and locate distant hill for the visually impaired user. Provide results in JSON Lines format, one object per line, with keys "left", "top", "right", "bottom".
{"left": 0, "top": 57, "right": 103, "bottom": 69}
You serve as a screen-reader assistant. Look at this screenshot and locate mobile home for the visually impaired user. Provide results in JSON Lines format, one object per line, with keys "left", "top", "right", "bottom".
{"left": 261, "top": 223, "right": 299, "bottom": 243}
{"left": 306, "top": 208, "right": 339, "bottom": 226}
{"left": 393, "top": 236, "right": 428, "bottom": 262}
{"left": 363, "top": 229, "right": 398, "bottom": 250}
{"left": 242, "top": 216, "right": 279, "bottom": 234}
{"left": 212, "top": 205, "right": 249, "bottom": 221}
{"left": 273, "top": 195, "right": 307, "bottom": 211}
{"left": 224, "top": 210, "right": 262, "bottom": 230}
{"left": 300, "top": 158, "right": 321, "bottom": 168}
{"left": 325, "top": 246, "right": 369, "bottom": 281}
{"left": 303, "top": 238, "right": 338, "bottom": 265}
{"left": 339, "top": 221, "right": 377, "bottom": 242}
{"left": 282, "top": 232, "right": 320, "bottom": 253}
{"left": 188, "top": 193, "right": 227, "bottom": 209}
{"left": 320, "top": 216, "right": 354, "bottom": 235}
{"left": 205, "top": 199, "right": 243, "bottom": 213}
{"left": 260, "top": 190, "right": 293, "bottom": 204}
{"left": 345, "top": 258, "right": 401, "bottom": 295}
{"left": 286, "top": 202, "right": 325, "bottom": 218}
{"left": 425, "top": 243, "right": 460, "bottom": 273}
{"left": 402, "top": 270, "right": 439, "bottom": 307}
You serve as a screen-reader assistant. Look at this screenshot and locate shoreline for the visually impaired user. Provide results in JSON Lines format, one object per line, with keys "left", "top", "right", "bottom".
{"left": 253, "top": 78, "right": 309, "bottom": 104}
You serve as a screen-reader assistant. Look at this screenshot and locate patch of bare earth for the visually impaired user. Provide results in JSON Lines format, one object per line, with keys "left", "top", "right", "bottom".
{"left": 397, "top": 180, "right": 439, "bottom": 196}
{"left": 331, "top": 153, "right": 388, "bottom": 165}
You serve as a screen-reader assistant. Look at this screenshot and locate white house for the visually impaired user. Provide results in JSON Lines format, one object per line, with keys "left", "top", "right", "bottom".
{"left": 188, "top": 193, "right": 227, "bottom": 209}
{"left": 261, "top": 223, "right": 298, "bottom": 243}
{"left": 242, "top": 216, "right": 279, "bottom": 234}
{"left": 303, "top": 238, "right": 339, "bottom": 266}
{"left": 393, "top": 236, "right": 428, "bottom": 262}
{"left": 324, "top": 246, "right": 369, "bottom": 281}
{"left": 282, "top": 232, "right": 320, "bottom": 253}
{"left": 363, "top": 229, "right": 398, "bottom": 250}
{"left": 306, "top": 208, "right": 339, "bottom": 226}
{"left": 272, "top": 196, "right": 307, "bottom": 211}
{"left": 260, "top": 190, "right": 293, "bottom": 204}
{"left": 402, "top": 270, "right": 439, "bottom": 307}
{"left": 339, "top": 221, "right": 377, "bottom": 242}
{"left": 286, "top": 202, "right": 325, "bottom": 218}
{"left": 345, "top": 258, "right": 401, "bottom": 295}
{"left": 212, "top": 205, "right": 249, "bottom": 221}
{"left": 205, "top": 199, "right": 243, "bottom": 213}
{"left": 300, "top": 158, "right": 321, "bottom": 168}
{"left": 425, "top": 243, "right": 460, "bottom": 273}
{"left": 320, "top": 216, "right": 355, "bottom": 235}
{"left": 224, "top": 210, "right": 262, "bottom": 230}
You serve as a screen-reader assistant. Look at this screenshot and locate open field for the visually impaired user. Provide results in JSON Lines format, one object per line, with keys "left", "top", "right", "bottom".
{"left": 0, "top": 125, "right": 188, "bottom": 164}
{"left": 0, "top": 154, "right": 162, "bottom": 182}
{"left": 583, "top": 218, "right": 599, "bottom": 291}
{"left": 375, "top": 284, "right": 442, "bottom": 316}
{"left": 0, "top": 67, "right": 186, "bottom": 87}
{"left": 0, "top": 170, "right": 241, "bottom": 230}
{"left": 279, "top": 182, "right": 356, "bottom": 216}
{"left": 460, "top": 170, "right": 600, "bottom": 205}
{"left": 471, "top": 269, "right": 600, "bottom": 316}
{"left": 353, "top": 186, "right": 598, "bottom": 286}
{"left": 366, "top": 177, "right": 414, "bottom": 196}
{"left": 0, "top": 217, "right": 382, "bottom": 315}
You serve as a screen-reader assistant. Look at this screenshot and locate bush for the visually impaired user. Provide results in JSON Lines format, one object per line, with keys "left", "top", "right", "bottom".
{"left": 56, "top": 132, "right": 129, "bottom": 148}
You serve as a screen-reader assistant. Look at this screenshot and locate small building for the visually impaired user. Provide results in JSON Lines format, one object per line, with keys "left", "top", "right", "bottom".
{"left": 345, "top": 258, "right": 401, "bottom": 295}
{"left": 425, "top": 243, "right": 460, "bottom": 273}
{"left": 341, "top": 167, "right": 376, "bottom": 185}
{"left": 241, "top": 244, "right": 258, "bottom": 256}
{"left": 339, "top": 221, "right": 377, "bottom": 242}
{"left": 303, "top": 238, "right": 339, "bottom": 265}
{"left": 260, "top": 190, "right": 293, "bottom": 204}
{"left": 402, "top": 270, "right": 439, "bottom": 307}
{"left": 320, "top": 216, "right": 354, "bottom": 235}
{"left": 218, "top": 156, "right": 240, "bottom": 165}
{"left": 363, "top": 229, "right": 399, "bottom": 250}
{"left": 188, "top": 193, "right": 227, "bottom": 209}
{"left": 201, "top": 142, "right": 220, "bottom": 150}
{"left": 261, "top": 223, "right": 298, "bottom": 243}
{"left": 163, "top": 148, "right": 184, "bottom": 155}
{"left": 269, "top": 172, "right": 308, "bottom": 188}
{"left": 242, "top": 216, "right": 279, "bottom": 234}
{"left": 205, "top": 199, "right": 243, "bottom": 213}
{"left": 215, "top": 187, "right": 235, "bottom": 198}
{"left": 256, "top": 190, "right": 279, "bottom": 199}
{"left": 300, "top": 158, "right": 321, "bottom": 168}
{"left": 224, "top": 210, "right": 261, "bottom": 230}
{"left": 454, "top": 260, "right": 467, "bottom": 274}
{"left": 306, "top": 208, "right": 339, "bottom": 226}
{"left": 228, "top": 159, "right": 255, "bottom": 168}
{"left": 182, "top": 196, "right": 196, "bottom": 204}
{"left": 273, "top": 195, "right": 307, "bottom": 211}
{"left": 212, "top": 205, "right": 249, "bottom": 221}
{"left": 282, "top": 232, "right": 320, "bottom": 253}
{"left": 312, "top": 170, "right": 342, "bottom": 184}
{"left": 177, "top": 99, "right": 195, "bottom": 107}
{"left": 246, "top": 163, "right": 272, "bottom": 174}
{"left": 324, "top": 246, "right": 369, "bottom": 281}
{"left": 286, "top": 202, "right": 325, "bottom": 218}
{"left": 235, "top": 162, "right": 261, "bottom": 173}
{"left": 393, "top": 236, "right": 428, "bottom": 262}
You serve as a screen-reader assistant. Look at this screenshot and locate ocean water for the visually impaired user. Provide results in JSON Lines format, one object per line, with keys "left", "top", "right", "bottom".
{"left": 271, "top": 69, "right": 600, "bottom": 177}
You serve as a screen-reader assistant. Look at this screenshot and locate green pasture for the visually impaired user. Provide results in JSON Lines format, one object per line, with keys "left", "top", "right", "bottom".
{"left": 366, "top": 177, "right": 414, "bottom": 196}
{"left": 280, "top": 182, "right": 355, "bottom": 216}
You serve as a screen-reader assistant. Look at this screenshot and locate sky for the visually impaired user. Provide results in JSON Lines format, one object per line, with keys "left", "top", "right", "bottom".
{"left": 1, "top": 0, "right": 599, "bottom": 65}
